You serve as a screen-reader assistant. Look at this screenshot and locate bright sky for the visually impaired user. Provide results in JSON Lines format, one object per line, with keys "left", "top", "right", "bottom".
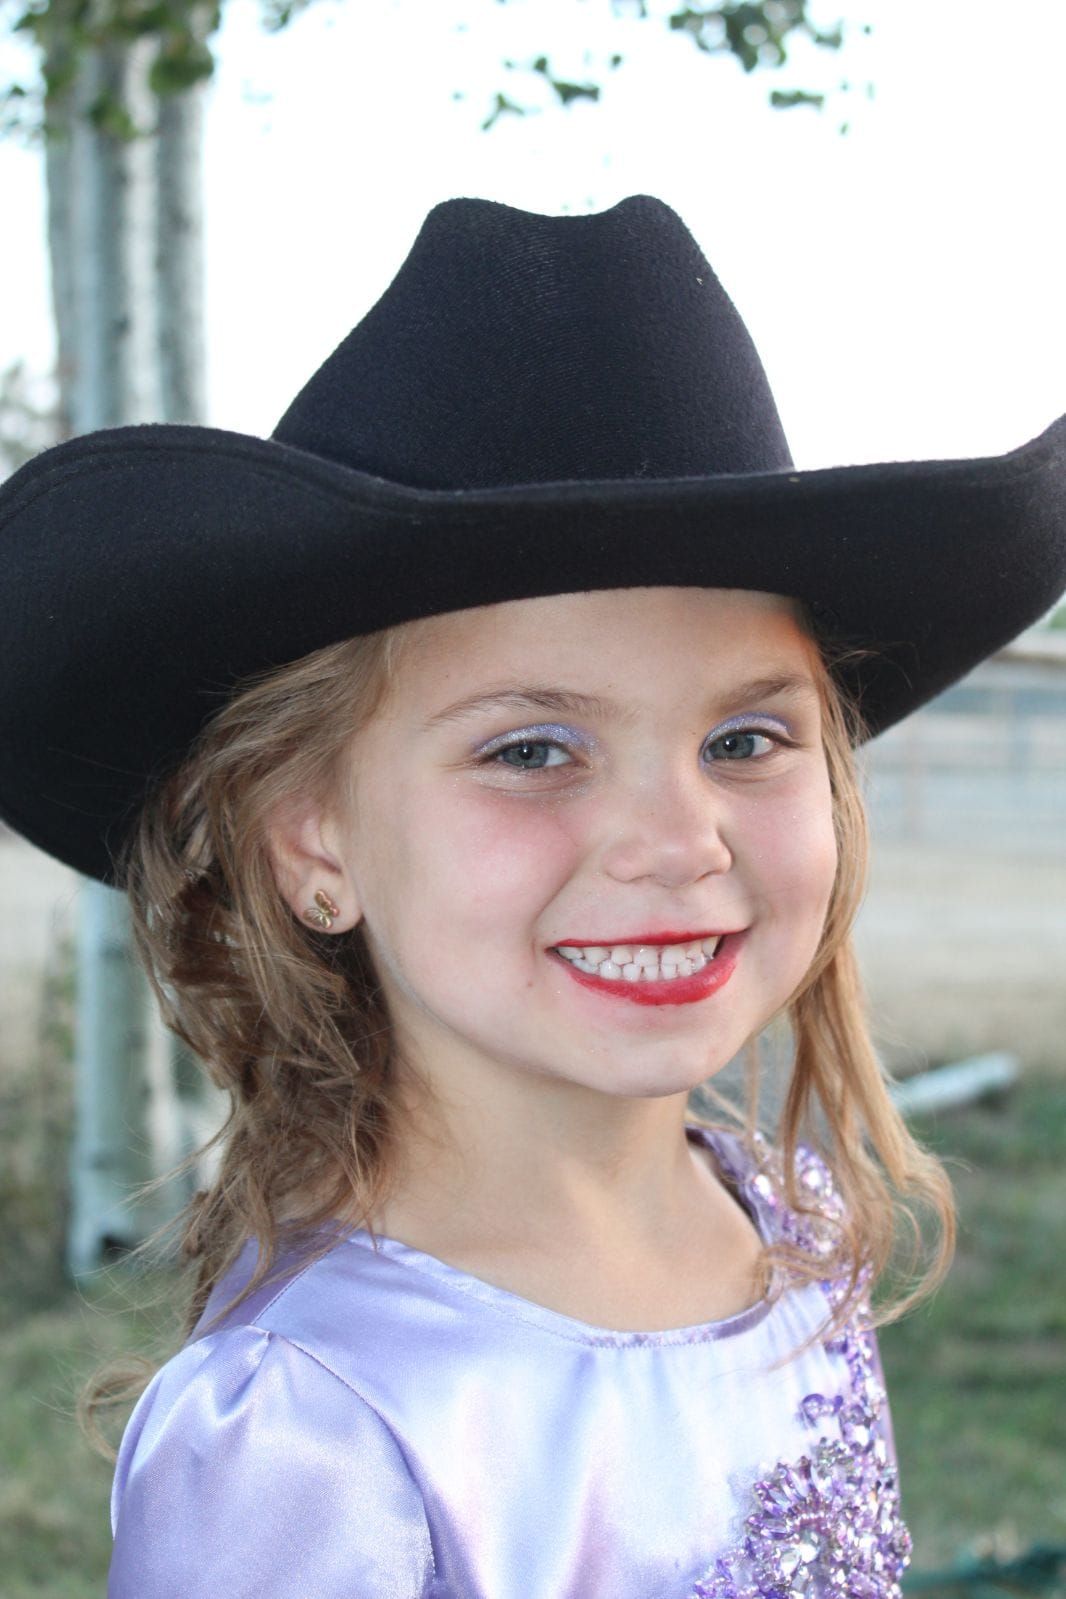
{"left": 1, "top": 0, "right": 1064, "bottom": 470}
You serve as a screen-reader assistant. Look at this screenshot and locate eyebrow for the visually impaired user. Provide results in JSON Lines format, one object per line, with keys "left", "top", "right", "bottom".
{"left": 422, "top": 673, "right": 820, "bottom": 730}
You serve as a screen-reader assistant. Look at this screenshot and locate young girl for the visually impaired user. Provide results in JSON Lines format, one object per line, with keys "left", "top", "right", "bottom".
{"left": 2, "top": 194, "right": 1064, "bottom": 1599}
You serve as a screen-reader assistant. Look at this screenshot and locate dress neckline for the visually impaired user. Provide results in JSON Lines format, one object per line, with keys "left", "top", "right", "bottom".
{"left": 342, "top": 1122, "right": 783, "bottom": 1348}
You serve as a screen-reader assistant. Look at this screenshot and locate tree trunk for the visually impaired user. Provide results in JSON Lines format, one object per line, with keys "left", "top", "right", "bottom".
{"left": 156, "top": 72, "right": 206, "bottom": 421}
{"left": 51, "top": 28, "right": 215, "bottom": 1277}
{"left": 42, "top": 57, "right": 75, "bottom": 444}
{"left": 69, "top": 37, "right": 162, "bottom": 428}
{"left": 154, "top": 60, "right": 226, "bottom": 1208}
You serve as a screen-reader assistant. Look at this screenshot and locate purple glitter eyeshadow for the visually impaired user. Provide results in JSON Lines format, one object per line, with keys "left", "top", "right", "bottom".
{"left": 474, "top": 723, "right": 594, "bottom": 758}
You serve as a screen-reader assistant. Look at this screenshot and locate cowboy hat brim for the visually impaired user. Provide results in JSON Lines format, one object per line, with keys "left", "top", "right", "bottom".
{"left": 2, "top": 411, "right": 1065, "bottom": 884}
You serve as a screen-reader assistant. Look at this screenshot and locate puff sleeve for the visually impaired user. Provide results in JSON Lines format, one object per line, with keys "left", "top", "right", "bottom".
{"left": 108, "top": 1325, "right": 436, "bottom": 1598}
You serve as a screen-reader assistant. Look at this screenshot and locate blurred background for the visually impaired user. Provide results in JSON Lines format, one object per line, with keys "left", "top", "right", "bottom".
{"left": 1, "top": 0, "right": 1064, "bottom": 1592}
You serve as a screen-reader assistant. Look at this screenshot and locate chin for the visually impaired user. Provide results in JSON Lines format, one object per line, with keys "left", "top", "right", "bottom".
{"left": 599, "top": 1035, "right": 745, "bottom": 1091}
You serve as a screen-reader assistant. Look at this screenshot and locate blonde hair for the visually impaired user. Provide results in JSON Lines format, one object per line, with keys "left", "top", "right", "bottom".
{"left": 78, "top": 606, "right": 954, "bottom": 1455}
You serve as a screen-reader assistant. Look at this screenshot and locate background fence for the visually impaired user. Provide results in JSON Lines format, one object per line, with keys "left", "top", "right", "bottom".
{"left": 860, "top": 637, "right": 1066, "bottom": 859}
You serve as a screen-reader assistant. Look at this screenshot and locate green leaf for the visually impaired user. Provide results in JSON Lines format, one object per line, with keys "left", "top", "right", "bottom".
{"left": 770, "top": 87, "right": 824, "bottom": 108}
{"left": 481, "top": 91, "right": 525, "bottom": 131}
{"left": 42, "top": 55, "right": 80, "bottom": 97}
{"left": 548, "top": 75, "right": 599, "bottom": 106}
{"left": 106, "top": 1, "right": 174, "bottom": 41}
{"left": 149, "top": 36, "right": 214, "bottom": 94}
{"left": 258, "top": 0, "right": 314, "bottom": 34}
{"left": 87, "top": 86, "right": 139, "bottom": 138}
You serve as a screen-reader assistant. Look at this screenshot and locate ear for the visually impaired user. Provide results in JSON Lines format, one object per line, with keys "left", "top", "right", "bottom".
{"left": 264, "top": 797, "right": 363, "bottom": 934}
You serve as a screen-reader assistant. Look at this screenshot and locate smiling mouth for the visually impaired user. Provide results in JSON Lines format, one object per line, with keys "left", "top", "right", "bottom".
{"left": 550, "top": 935, "right": 724, "bottom": 983}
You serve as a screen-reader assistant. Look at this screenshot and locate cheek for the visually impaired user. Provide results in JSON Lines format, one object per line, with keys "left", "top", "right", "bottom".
{"left": 374, "top": 784, "right": 584, "bottom": 943}
{"left": 741, "top": 773, "right": 838, "bottom": 918}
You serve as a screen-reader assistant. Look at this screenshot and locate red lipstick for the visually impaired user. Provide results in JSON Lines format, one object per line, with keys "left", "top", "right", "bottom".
{"left": 550, "top": 931, "right": 745, "bottom": 1008}
{"left": 554, "top": 930, "right": 723, "bottom": 947}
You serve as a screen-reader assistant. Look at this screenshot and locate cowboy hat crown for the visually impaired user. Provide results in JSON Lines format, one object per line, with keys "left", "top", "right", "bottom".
{"left": 273, "top": 195, "right": 793, "bottom": 487}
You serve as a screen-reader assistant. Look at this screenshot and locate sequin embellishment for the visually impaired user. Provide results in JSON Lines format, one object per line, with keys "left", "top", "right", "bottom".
{"left": 690, "top": 1133, "right": 912, "bottom": 1599}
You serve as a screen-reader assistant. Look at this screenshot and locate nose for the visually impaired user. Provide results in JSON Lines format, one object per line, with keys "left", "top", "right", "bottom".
{"left": 597, "top": 759, "right": 733, "bottom": 889}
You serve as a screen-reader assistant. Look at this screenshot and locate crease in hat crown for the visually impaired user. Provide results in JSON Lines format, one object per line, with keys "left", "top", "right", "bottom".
{"left": 271, "top": 194, "right": 794, "bottom": 491}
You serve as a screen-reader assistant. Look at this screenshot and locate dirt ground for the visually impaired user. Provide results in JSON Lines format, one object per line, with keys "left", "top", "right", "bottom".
{"left": 2, "top": 827, "right": 1063, "bottom": 1080}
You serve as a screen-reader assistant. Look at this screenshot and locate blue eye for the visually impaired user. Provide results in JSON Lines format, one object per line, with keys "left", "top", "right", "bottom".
{"left": 703, "top": 728, "right": 777, "bottom": 761}
{"left": 495, "top": 739, "right": 571, "bottom": 770}
{"left": 477, "top": 723, "right": 587, "bottom": 771}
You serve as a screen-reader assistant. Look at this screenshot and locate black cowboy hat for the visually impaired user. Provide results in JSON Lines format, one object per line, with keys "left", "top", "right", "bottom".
{"left": 2, "top": 193, "right": 1064, "bottom": 884}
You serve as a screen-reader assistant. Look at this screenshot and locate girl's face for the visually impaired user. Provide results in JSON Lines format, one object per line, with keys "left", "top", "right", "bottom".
{"left": 323, "top": 587, "right": 837, "bottom": 1102}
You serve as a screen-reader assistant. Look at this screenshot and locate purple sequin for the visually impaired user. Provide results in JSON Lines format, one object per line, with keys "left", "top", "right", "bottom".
{"left": 690, "top": 1135, "right": 912, "bottom": 1599}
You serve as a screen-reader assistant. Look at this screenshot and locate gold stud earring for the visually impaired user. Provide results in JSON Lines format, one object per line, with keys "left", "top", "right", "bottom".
{"left": 303, "top": 889, "right": 340, "bottom": 930}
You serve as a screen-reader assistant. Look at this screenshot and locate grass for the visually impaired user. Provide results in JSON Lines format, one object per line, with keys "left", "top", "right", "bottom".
{"left": 0, "top": 1269, "right": 183, "bottom": 1599}
{"left": 2, "top": 946, "right": 1064, "bottom": 1591}
{"left": 0, "top": 933, "right": 76, "bottom": 1322}
{"left": 882, "top": 1070, "right": 1066, "bottom": 1577}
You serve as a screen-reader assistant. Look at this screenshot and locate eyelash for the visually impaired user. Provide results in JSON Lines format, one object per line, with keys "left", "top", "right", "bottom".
{"left": 479, "top": 724, "right": 794, "bottom": 773}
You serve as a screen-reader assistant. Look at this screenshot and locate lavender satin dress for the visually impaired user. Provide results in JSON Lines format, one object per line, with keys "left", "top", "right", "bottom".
{"left": 108, "top": 1125, "right": 909, "bottom": 1598}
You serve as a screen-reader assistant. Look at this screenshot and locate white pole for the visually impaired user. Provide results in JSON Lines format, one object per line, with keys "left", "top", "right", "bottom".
{"left": 45, "top": 7, "right": 218, "bottom": 1275}
{"left": 61, "top": 29, "right": 177, "bottom": 1277}
{"left": 153, "top": 48, "right": 226, "bottom": 1198}
{"left": 156, "top": 59, "right": 207, "bottom": 423}
{"left": 67, "top": 883, "right": 158, "bottom": 1272}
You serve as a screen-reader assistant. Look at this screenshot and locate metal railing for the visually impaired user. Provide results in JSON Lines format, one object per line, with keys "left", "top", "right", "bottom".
{"left": 859, "top": 637, "right": 1066, "bottom": 859}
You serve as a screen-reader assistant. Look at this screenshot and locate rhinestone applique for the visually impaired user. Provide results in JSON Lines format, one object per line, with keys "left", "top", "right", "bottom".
{"left": 690, "top": 1133, "right": 912, "bottom": 1599}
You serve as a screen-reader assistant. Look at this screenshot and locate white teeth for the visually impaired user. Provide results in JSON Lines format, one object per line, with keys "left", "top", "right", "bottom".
{"left": 554, "top": 934, "right": 727, "bottom": 983}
